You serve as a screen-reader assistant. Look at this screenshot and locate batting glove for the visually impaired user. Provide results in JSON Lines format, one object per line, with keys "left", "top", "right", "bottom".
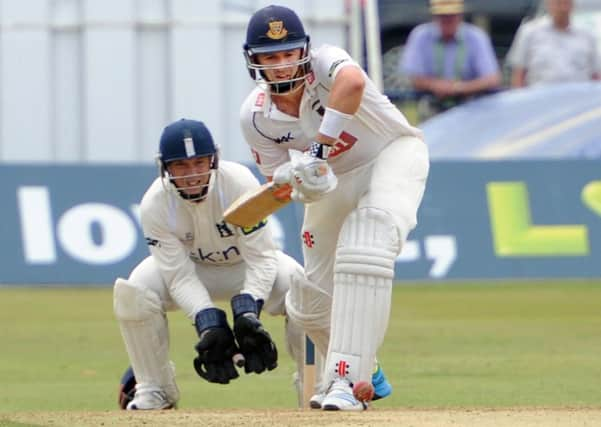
{"left": 272, "top": 149, "right": 337, "bottom": 203}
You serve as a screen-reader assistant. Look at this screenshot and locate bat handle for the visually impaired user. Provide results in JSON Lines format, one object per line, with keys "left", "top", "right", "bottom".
{"left": 232, "top": 353, "right": 245, "bottom": 368}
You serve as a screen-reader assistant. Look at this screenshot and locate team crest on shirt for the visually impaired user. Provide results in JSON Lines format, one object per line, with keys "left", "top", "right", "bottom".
{"left": 266, "top": 21, "right": 288, "bottom": 40}
{"left": 216, "top": 221, "right": 234, "bottom": 238}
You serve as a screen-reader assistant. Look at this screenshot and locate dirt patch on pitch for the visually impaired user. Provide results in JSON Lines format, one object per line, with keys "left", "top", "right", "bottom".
{"left": 4, "top": 408, "right": 601, "bottom": 427}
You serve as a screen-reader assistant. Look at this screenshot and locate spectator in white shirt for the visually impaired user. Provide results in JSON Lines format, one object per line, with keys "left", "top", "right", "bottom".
{"left": 508, "top": 0, "right": 600, "bottom": 87}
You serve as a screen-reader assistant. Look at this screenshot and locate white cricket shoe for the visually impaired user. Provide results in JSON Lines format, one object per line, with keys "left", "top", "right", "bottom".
{"left": 126, "top": 386, "right": 175, "bottom": 410}
{"left": 321, "top": 378, "right": 367, "bottom": 411}
{"left": 309, "top": 392, "right": 325, "bottom": 409}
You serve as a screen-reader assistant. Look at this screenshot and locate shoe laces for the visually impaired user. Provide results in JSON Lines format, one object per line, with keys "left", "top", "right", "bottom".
{"left": 327, "top": 377, "right": 353, "bottom": 394}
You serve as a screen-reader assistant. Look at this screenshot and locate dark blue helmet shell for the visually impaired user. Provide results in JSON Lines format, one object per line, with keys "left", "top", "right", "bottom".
{"left": 158, "top": 119, "right": 217, "bottom": 167}
{"left": 244, "top": 5, "right": 309, "bottom": 55}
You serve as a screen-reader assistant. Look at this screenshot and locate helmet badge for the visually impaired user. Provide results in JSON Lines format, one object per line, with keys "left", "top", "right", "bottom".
{"left": 183, "top": 134, "right": 196, "bottom": 157}
{"left": 266, "top": 20, "right": 288, "bottom": 40}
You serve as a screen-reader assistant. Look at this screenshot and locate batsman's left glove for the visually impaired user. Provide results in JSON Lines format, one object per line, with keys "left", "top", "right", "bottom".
{"left": 231, "top": 293, "right": 278, "bottom": 374}
{"left": 272, "top": 149, "right": 337, "bottom": 203}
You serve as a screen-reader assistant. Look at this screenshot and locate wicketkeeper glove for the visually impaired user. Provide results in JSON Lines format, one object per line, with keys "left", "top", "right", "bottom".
{"left": 231, "top": 294, "right": 278, "bottom": 374}
{"left": 193, "top": 308, "right": 241, "bottom": 384}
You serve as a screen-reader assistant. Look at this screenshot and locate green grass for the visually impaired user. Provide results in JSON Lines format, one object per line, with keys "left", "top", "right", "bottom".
{"left": 1, "top": 280, "right": 600, "bottom": 412}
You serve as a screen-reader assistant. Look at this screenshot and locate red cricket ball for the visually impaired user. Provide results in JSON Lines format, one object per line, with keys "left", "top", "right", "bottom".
{"left": 352, "top": 380, "right": 375, "bottom": 402}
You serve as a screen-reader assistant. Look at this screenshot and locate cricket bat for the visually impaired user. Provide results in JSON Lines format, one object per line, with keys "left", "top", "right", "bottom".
{"left": 224, "top": 181, "right": 292, "bottom": 227}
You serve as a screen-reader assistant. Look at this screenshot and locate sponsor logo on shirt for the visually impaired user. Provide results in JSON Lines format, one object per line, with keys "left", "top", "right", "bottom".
{"left": 192, "top": 246, "right": 241, "bottom": 263}
{"left": 275, "top": 131, "right": 294, "bottom": 144}
{"left": 241, "top": 218, "right": 268, "bottom": 235}
{"left": 329, "top": 131, "right": 357, "bottom": 158}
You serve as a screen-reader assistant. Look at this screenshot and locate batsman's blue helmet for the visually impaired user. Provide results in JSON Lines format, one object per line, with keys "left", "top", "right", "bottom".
{"left": 244, "top": 5, "right": 309, "bottom": 54}
{"left": 243, "top": 5, "right": 311, "bottom": 94}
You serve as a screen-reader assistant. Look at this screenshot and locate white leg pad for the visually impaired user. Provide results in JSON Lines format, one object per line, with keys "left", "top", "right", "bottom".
{"left": 113, "top": 278, "right": 179, "bottom": 403}
{"left": 325, "top": 207, "right": 399, "bottom": 385}
{"left": 285, "top": 274, "right": 331, "bottom": 359}
{"left": 284, "top": 315, "right": 305, "bottom": 406}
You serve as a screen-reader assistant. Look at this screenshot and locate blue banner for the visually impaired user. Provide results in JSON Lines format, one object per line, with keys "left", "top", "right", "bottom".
{"left": 398, "top": 160, "right": 601, "bottom": 279}
{"left": 1, "top": 160, "right": 600, "bottom": 284}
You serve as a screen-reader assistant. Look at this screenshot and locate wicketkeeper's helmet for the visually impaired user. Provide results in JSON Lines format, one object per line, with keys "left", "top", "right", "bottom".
{"left": 156, "top": 118, "right": 219, "bottom": 202}
{"left": 118, "top": 366, "right": 136, "bottom": 410}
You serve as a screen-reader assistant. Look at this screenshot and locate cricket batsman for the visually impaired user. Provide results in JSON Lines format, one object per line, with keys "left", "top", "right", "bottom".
{"left": 239, "top": 5, "right": 430, "bottom": 410}
{"left": 114, "top": 118, "right": 308, "bottom": 409}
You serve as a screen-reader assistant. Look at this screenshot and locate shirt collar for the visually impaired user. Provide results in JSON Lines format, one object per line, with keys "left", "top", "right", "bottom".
{"left": 433, "top": 22, "right": 464, "bottom": 42}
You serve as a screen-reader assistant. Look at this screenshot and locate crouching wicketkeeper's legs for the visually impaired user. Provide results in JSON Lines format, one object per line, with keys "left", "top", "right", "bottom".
{"left": 265, "top": 252, "right": 324, "bottom": 407}
{"left": 284, "top": 266, "right": 330, "bottom": 404}
{"left": 113, "top": 268, "right": 179, "bottom": 409}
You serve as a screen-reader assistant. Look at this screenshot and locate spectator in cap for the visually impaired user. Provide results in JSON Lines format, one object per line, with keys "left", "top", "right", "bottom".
{"left": 399, "top": 0, "right": 501, "bottom": 119}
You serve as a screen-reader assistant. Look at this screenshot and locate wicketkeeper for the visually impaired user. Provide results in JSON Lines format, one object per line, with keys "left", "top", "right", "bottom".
{"left": 114, "top": 119, "right": 310, "bottom": 410}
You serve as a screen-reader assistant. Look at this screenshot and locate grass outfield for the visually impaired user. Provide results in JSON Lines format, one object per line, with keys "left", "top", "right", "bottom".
{"left": 1, "top": 280, "right": 600, "bottom": 415}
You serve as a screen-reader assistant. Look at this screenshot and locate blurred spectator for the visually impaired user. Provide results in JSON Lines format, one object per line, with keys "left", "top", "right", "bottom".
{"left": 399, "top": 0, "right": 501, "bottom": 119}
{"left": 508, "top": 0, "right": 600, "bottom": 87}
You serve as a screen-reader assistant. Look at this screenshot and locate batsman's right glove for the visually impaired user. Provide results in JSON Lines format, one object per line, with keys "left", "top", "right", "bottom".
{"left": 193, "top": 308, "right": 240, "bottom": 384}
{"left": 272, "top": 149, "right": 338, "bottom": 204}
{"left": 231, "top": 294, "right": 278, "bottom": 374}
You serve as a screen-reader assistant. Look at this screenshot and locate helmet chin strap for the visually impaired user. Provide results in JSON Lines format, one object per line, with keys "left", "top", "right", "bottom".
{"left": 269, "top": 78, "right": 305, "bottom": 95}
{"left": 176, "top": 186, "right": 208, "bottom": 203}
{"left": 272, "top": 81, "right": 294, "bottom": 93}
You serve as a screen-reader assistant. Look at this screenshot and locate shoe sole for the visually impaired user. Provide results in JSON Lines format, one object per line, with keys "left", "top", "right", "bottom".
{"left": 322, "top": 404, "right": 366, "bottom": 411}
{"left": 309, "top": 401, "right": 322, "bottom": 409}
{"left": 128, "top": 404, "right": 175, "bottom": 410}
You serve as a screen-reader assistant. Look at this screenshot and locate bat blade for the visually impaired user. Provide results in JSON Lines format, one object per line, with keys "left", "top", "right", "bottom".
{"left": 224, "top": 181, "right": 292, "bottom": 227}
